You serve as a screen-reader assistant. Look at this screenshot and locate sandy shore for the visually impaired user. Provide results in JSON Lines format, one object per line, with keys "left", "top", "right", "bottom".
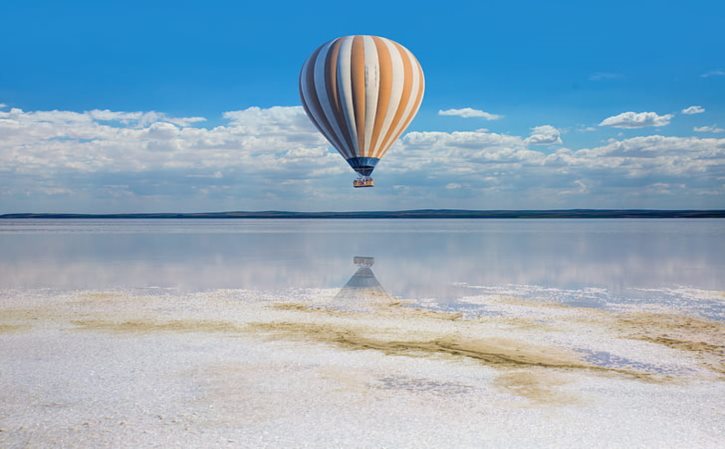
{"left": 1, "top": 288, "right": 723, "bottom": 448}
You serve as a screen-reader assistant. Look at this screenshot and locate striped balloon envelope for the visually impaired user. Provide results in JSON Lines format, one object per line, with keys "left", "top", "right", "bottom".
{"left": 299, "top": 35, "right": 425, "bottom": 188}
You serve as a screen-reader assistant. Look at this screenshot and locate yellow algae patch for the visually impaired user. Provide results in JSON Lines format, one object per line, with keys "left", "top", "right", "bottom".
{"left": 249, "top": 321, "right": 662, "bottom": 383}
{"left": 638, "top": 336, "right": 722, "bottom": 355}
{"left": 496, "top": 316, "right": 559, "bottom": 332}
{"left": 617, "top": 312, "right": 724, "bottom": 340}
{"left": 0, "top": 323, "right": 29, "bottom": 334}
{"left": 248, "top": 320, "right": 664, "bottom": 401}
{"left": 75, "top": 291, "right": 126, "bottom": 302}
{"left": 252, "top": 321, "right": 582, "bottom": 370}
{"left": 0, "top": 307, "right": 57, "bottom": 322}
{"left": 273, "top": 302, "right": 318, "bottom": 313}
{"left": 615, "top": 312, "right": 725, "bottom": 374}
{"left": 494, "top": 370, "right": 576, "bottom": 405}
{"left": 1, "top": 300, "right": 120, "bottom": 325}
{"left": 621, "top": 313, "right": 725, "bottom": 375}
{"left": 71, "top": 319, "right": 245, "bottom": 334}
{"left": 272, "top": 301, "right": 464, "bottom": 321}
{"left": 272, "top": 301, "right": 557, "bottom": 333}
{"left": 272, "top": 302, "right": 357, "bottom": 318}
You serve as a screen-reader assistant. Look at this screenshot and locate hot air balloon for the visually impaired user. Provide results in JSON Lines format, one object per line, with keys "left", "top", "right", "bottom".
{"left": 299, "top": 35, "right": 425, "bottom": 188}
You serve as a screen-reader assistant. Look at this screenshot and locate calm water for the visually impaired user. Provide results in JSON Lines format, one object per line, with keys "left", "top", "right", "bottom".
{"left": 1, "top": 219, "right": 723, "bottom": 316}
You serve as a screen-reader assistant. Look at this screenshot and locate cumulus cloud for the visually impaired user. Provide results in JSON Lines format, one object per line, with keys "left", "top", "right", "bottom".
{"left": 525, "top": 125, "right": 562, "bottom": 145}
{"left": 0, "top": 106, "right": 343, "bottom": 208}
{"left": 701, "top": 69, "right": 725, "bottom": 78}
{"left": 398, "top": 130, "right": 724, "bottom": 178}
{"left": 694, "top": 125, "right": 725, "bottom": 133}
{"left": 85, "top": 109, "right": 206, "bottom": 126}
{"left": 0, "top": 105, "right": 329, "bottom": 172}
{"left": 599, "top": 111, "right": 673, "bottom": 129}
{"left": 1, "top": 105, "right": 723, "bottom": 211}
{"left": 398, "top": 129, "right": 541, "bottom": 176}
{"left": 389, "top": 129, "right": 724, "bottom": 208}
{"left": 438, "top": 107, "right": 502, "bottom": 120}
{"left": 681, "top": 105, "right": 705, "bottom": 115}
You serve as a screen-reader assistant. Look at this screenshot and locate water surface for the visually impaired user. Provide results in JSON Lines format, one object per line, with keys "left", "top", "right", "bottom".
{"left": 1, "top": 218, "right": 723, "bottom": 316}
{"left": 2, "top": 219, "right": 724, "bottom": 449}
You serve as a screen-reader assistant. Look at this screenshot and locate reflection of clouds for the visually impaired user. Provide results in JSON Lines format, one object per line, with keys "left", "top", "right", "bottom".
{"left": 0, "top": 259, "right": 343, "bottom": 291}
{"left": 455, "top": 283, "right": 724, "bottom": 319}
{"left": 379, "top": 254, "right": 721, "bottom": 301}
{"left": 1, "top": 220, "right": 723, "bottom": 300}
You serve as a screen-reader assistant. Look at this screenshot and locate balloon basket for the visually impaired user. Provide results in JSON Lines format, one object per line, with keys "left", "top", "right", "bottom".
{"left": 353, "top": 177, "right": 375, "bottom": 188}
{"left": 353, "top": 256, "right": 375, "bottom": 266}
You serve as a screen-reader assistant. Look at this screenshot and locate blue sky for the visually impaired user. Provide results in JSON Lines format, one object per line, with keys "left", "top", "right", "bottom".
{"left": 1, "top": 0, "right": 724, "bottom": 212}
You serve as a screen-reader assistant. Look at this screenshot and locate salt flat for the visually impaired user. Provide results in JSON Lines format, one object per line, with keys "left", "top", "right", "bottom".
{"left": 1, "top": 287, "right": 723, "bottom": 449}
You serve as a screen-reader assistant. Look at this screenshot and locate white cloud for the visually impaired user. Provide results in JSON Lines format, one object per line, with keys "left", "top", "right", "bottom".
{"left": 0, "top": 105, "right": 335, "bottom": 177}
{"left": 588, "top": 72, "right": 623, "bottom": 81}
{"left": 1, "top": 105, "right": 724, "bottom": 211}
{"left": 694, "top": 125, "right": 725, "bottom": 133}
{"left": 87, "top": 109, "right": 206, "bottom": 127}
{"left": 559, "top": 179, "right": 590, "bottom": 195}
{"left": 599, "top": 111, "right": 673, "bottom": 129}
{"left": 642, "top": 183, "right": 683, "bottom": 195}
{"left": 681, "top": 105, "right": 705, "bottom": 115}
{"left": 525, "top": 125, "right": 562, "bottom": 145}
{"left": 0, "top": 103, "right": 7, "bottom": 109}
{"left": 399, "top": 130, "right": 724, "bottom": 178}
{"left": 399, "top": 129, "right": 541, "bottom": 175}
{"left": 701, "top": 69, "right": 725, "bottom": 78}
{"left": 438, "top": 107, "right": 502, "bottom": 120}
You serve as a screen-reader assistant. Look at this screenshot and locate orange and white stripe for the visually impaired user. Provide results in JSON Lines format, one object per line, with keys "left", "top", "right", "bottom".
{"left": 299, "top": 35, "right": 425, "bottom": 162}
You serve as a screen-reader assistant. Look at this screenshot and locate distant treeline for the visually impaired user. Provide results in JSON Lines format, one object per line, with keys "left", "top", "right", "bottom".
{"left": 1, "top": 209, "right": 724, "bottom": 219}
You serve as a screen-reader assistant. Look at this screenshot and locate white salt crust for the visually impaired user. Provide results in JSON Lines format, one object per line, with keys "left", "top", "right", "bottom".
{"left": 0, "top": 288, "right": 723, "bottom": 449}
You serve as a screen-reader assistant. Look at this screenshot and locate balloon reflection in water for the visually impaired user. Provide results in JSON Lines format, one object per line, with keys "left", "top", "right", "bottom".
{"left": 334, "top": 257, "right": 395, "bottom": 310}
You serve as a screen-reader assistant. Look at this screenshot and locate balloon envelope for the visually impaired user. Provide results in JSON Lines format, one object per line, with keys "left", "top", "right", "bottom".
{"left": 299, "top": 35, "right": 424, "bottom": 180}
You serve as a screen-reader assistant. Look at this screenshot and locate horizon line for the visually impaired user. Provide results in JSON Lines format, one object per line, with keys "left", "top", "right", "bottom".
{"left": 2, "top": 209, "right": 724, "bottom": 219}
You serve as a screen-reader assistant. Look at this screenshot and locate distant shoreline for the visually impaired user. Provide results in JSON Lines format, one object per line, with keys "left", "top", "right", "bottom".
{"left": 2, "top": 210, "right": 724, "bottom": 219}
